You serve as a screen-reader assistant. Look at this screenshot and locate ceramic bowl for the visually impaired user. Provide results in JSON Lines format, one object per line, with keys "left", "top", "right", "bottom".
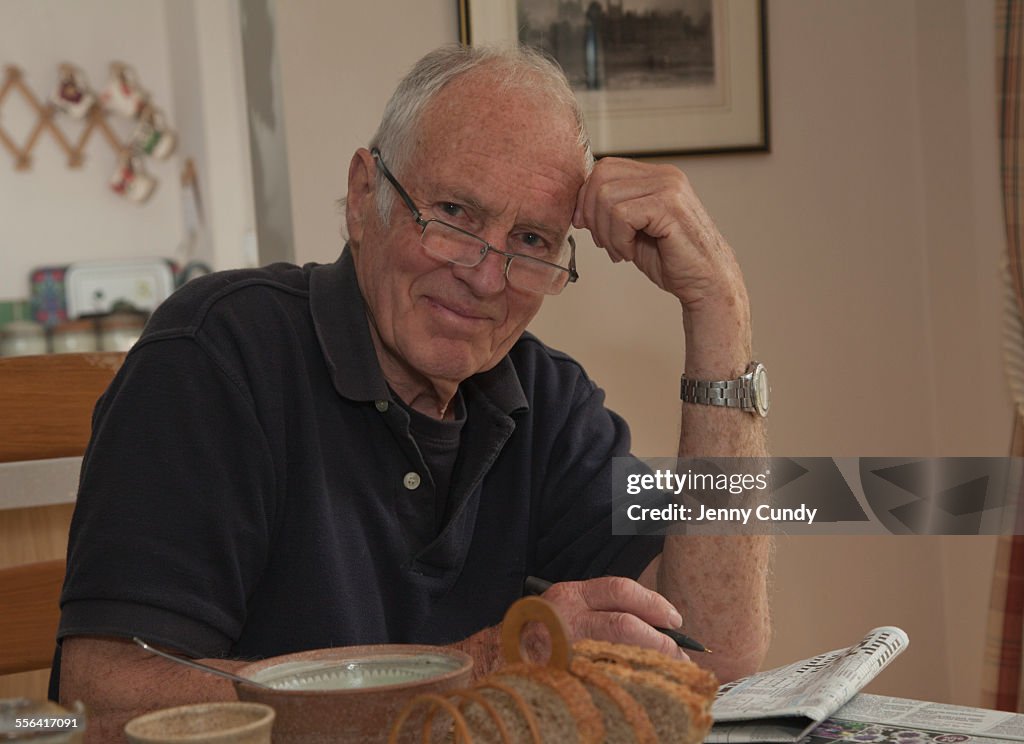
{"left": 234, "top": 644, "right": 473, "bottom": 744}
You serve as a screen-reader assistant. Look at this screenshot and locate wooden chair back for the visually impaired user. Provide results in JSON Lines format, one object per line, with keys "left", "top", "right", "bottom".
{"left": 0, "top": 351, "right": 124, "bottom": 677}
{"left": 0, "top": 351, "right": 125, "bottom": 464}
{"left": 0, "top": 559, "right": 67, "bottom": 675}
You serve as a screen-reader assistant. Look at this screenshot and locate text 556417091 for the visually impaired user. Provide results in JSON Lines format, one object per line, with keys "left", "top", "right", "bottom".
{"left": 15, "top": 718, "right": 79, "bottom": 728}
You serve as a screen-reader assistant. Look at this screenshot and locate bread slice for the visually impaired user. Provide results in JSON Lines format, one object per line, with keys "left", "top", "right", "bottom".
{"left": 570, "top": 657, "right": 658, "bottom": 744}
{"left": 574, "top": 638, "right": 719, "bottom": 700}
{"left": 590, "top": 663, "right": 713, "bottom": 744}
{"left": 387, "top": 692, "right": 472, "bottom": 744}
{"left": 461, "top": 681, "right": 540, "bottom": 744}
{"left": 487, "top": 663, "right": 604, "bottom": 744}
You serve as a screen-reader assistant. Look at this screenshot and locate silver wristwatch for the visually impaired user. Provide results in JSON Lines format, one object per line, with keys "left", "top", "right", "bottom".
{"left": 680, "top": 361, "right": 770, "bottom": 418}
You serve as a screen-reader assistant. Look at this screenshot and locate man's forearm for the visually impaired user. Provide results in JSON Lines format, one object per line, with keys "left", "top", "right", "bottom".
{"left": 60, "top": 636, "right": 240, "bottom": 743}
{"left": 656, "top": 298, "right": 773, "bottom": 683}
{"left": 658, "top": 530, "right": 772, "bottom": 682}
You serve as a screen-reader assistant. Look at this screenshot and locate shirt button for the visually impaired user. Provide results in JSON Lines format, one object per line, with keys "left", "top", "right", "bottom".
{"left": 403, "top": 472, "right": 421, "bottom": 490}
{"left": 374, "top": 400, "right": 389, "bottom": 412}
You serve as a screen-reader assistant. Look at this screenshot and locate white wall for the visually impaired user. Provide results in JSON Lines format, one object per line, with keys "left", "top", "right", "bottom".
{"left": 0, "top": 0, "right": 182, "bottom": 301}
{"left": 0, "top": 0, "right": 256, "bottom": 304}
{"left": 274, "top": 0, "right": 459, "bottom": 259}
{"left": 274, "top": 0, "right": 1009, "bottom": 707}
{"left": 166, "top": 0, "right": 259, "bottom": 273}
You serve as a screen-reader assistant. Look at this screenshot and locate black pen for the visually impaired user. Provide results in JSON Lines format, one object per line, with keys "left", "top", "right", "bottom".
{"left": 523, "top": 575, "right": 711, "bottom": 654}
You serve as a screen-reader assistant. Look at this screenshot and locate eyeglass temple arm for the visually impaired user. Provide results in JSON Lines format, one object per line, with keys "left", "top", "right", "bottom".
{"left": 567, "top": 235, "right": 579, "bottom": 283}
{"left": 371, "top": 147, "right": 422, "bottom": 218}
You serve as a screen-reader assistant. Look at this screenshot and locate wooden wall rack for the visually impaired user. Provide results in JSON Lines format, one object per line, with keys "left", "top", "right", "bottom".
{"left": 0, "top": 65, "right": 126, "bottom": 171}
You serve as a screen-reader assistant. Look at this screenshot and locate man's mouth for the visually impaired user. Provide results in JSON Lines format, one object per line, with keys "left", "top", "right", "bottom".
{"left": 425, "top": 296, "right": 492, "bottom": 322}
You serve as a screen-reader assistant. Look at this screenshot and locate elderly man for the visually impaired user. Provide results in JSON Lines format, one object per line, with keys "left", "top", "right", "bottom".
{"left": 56, "top": 44, "right": 770, "bottom": 740}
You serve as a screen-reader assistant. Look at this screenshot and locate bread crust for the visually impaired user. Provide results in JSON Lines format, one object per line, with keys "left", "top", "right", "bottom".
{"left": 574, "top": 638, "right": 719, "bottom": 700}
{"left": 451, "top": 688, "right": 513, "bottom": 744}
{"left": 570, "top": 657, "right": 658, "bottom": 744}
{"left": 591, "top": 663, "right": 714, "bottom": 744}
{"left": 386, "top": 692, "right": 472, "bottom": 744}
{"left": 472, "top": 679, "right": 543, "bottom": 744}
{"left": 494, "top": 663, "right": 605, "bottom": 744}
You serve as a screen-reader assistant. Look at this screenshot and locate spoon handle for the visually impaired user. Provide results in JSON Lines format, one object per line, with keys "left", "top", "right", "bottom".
{"left": 132, "top": 637, "right": 268, "bottom": 689}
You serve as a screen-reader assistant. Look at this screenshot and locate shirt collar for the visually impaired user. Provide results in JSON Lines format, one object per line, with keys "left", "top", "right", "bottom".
{"left": 309, "top": 246, "right": 528, "bottom": 416}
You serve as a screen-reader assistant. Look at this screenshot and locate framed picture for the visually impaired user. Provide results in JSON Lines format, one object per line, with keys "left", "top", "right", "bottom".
{"left": 458, "top": 0, "right": 769, "bottom": 158}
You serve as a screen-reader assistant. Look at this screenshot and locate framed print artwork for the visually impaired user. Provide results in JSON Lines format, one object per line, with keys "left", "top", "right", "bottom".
{"left": 458, "top": 0, "right": 769, "bottom": 157}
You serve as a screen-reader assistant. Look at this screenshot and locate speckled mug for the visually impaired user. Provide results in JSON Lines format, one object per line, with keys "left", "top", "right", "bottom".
{"left": 123, "top": 702, "right": 274, "bottom": 744}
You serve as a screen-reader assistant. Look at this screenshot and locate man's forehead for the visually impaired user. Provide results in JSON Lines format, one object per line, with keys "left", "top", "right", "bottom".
{"left": 413, "top": 175, "right": 575, "bottom": 241}
{"left": 418, "top": 144, "right": 581, "bottom": 218}
{"left": 419, "top": 70, "right": 581, "bottom": 157}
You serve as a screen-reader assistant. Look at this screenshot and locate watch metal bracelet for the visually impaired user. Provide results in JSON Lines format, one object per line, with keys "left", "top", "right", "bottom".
{"left": 679, "top": 377, "right": 755, "bottom": 410}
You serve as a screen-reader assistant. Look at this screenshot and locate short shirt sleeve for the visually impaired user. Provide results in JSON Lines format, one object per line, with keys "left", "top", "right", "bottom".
{"left": 58, "top": 335, "right": 276, "bottom": 658}
{"left": 519, "top": 348, "right": 665, "bottom": 583}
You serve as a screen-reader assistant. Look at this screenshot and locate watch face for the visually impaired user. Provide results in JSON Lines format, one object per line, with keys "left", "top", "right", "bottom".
{"left": 753, "top": 364, "right": 770, "bottom": 417}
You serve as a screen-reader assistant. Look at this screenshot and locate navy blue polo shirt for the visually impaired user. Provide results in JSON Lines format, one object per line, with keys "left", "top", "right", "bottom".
{"left": 56, "top": 249, "right": 663, "bottom": 666}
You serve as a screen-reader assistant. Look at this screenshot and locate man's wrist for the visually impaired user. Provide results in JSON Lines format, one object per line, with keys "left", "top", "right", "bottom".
{"left": 681, "top": 305, "right": 753, "bottom": 379}
{"left": 680, "top": 275, "right": 750, "bottom": 347}
{"left": 447, "top": 626, "right": 503, "bottom": 680}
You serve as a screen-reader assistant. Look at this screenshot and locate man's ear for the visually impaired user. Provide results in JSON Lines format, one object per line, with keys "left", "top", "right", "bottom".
{"left": 345, "top": 148, "right": 376, "bottom": 245}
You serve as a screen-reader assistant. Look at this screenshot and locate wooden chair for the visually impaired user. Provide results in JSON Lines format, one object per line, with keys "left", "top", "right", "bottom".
{"left": 0, "top": 351, "right": 124, "bottom": 692}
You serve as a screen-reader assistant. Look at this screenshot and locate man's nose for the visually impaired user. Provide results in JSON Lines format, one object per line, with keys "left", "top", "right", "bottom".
{"left": 451, "top": 246, "right": 509, "bottom": 296}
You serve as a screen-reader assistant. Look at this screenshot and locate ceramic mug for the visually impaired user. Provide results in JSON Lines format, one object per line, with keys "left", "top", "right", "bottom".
{"left": 51, "top": 63, "right": 95, "bottom": 119}
{"left": 110, "top": 151, "right": 156, "bottom": 203}
{"left": 132, "top": 104, "right": 177, "bottom": 160}
{"left": 124, "top": 702, "right": 274, "bottom": 744}
{"left": 100, "top": 62, "right": 147, "bottom": 118}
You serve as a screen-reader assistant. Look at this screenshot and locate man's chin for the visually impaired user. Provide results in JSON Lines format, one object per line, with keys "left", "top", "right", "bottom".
{"left": 409, "top": 343, "right": 498, "bottom": 386}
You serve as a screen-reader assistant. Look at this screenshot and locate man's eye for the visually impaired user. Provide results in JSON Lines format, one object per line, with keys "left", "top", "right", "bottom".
{"left": 440, "top": 202, "right": 464, "bottom": 218}
{"left": 512, "top": 232, "right": 552, "bottom": 255}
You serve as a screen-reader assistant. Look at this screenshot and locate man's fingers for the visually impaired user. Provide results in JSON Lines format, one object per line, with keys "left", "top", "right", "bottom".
{"left": 579, "top": 610, "right": 690, "bottom": 661}
{"left": 583, "top": 576, "right": 682, "bottom": 627}
{"left": 538, "top": 578, "right": 695, "bottom": 660}
{"left": 545, "top": 576, "right": 682, "bottom": 630}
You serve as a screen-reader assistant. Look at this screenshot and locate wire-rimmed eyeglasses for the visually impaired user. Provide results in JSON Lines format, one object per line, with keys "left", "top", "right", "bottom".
{"left": 371, "top": 148, "right": 578, "bottom": 295}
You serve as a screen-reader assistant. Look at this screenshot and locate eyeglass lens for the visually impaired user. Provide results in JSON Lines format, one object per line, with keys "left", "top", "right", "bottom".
{"left": 420, "top": 221, "right": 570, "bottom": 294}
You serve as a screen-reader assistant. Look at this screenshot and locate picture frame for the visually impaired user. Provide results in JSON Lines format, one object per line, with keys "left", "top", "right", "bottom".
{"left": 458, "top": 0, "right": 769, "bottom": 158}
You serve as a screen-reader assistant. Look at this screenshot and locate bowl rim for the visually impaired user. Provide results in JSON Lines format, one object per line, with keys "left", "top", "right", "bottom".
{"left": 123, "top": 701, "right": 275, "bottom": 738}
{"left": 232, "top": 643, "right": 474, "bottom": 697}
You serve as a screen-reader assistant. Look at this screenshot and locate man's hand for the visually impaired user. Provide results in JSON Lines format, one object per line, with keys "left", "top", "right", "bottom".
{"left": 573, "top": 157, "right": 746, "bottom": 316}
{"left": 527, "top": 576, "right": 690, "bottom": 661}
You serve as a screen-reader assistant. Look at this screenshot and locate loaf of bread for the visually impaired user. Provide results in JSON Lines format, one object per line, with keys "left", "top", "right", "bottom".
{"left": 388, "top": 642, "right": 717, "bottom": 743}
{"left": 387, "top": 597, "right": 718, "bottom": 743}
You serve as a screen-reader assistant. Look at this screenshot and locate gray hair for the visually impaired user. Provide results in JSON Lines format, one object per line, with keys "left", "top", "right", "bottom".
{"left": 368, "top": 44, "right": 594, "bottom": 224}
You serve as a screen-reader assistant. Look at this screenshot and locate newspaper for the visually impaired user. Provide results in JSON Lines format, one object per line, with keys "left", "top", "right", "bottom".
{"left": 707, "top": 626, "right": 910, "bottom": 742}
{"left": 805, "top": 693, "right": 1024, "bottom": 743}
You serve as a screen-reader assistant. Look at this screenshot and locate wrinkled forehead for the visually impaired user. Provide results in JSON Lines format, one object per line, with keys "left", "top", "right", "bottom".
{"left": 412, "top": 66, "right": 587, "bottom": 179}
